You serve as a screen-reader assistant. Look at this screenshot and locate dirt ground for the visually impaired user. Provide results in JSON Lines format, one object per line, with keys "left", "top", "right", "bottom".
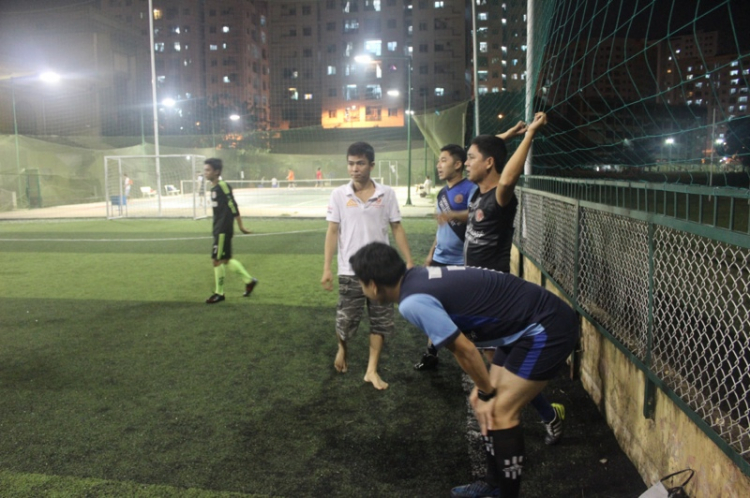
{"left": 464, "top": 370, "right": 648, "bottom": 497}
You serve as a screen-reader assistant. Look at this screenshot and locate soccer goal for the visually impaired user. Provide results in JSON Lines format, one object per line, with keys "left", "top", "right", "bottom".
{"left": 104, "top": 155, "right": 207, "bottom": 219}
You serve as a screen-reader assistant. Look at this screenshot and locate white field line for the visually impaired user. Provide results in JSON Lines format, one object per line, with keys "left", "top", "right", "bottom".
{"left": 0, "top": 228, "right": 324, "bottom": 243}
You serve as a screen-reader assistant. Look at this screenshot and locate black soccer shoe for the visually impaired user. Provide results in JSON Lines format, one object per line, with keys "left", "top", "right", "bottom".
{"left": 206, "top": 293, "right": 226, "bottom": 304}
{"left": 243, "top": 278, "right": 259, "bottom": 297}
{"left": 414, "top": 352, "right": 439, "bottom": 371}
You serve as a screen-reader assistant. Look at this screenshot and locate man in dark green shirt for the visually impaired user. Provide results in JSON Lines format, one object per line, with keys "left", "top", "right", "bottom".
{"left": 204, "top": 158, "right": 258, "bottom": 304}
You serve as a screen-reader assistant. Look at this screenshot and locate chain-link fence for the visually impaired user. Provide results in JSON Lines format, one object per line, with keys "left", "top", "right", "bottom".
{"left": 514, "top": 183, "right": 750, "bottom": 471}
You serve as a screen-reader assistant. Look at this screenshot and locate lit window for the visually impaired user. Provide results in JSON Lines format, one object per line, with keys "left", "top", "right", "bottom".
{"left": 327, "top": 65, "right": 337, "bottom": 75}
{"left": 479, "top": 42, "right": 488, "bottom": 53}
{"left": 173, "top": 42, "right": 181, "bottom": 51}
{"left": 387, "top": 41, "right": 397, "bottom": 52}
{"left": 739, "top": 96, "right": 748, "bottom": 103}
{"left": 223, "top": 26, "right": 230, "bottom": 33}
{"left": 304, "top": 94, "right": 313, "bottom": 100}
{"left": 289, "top": 88, "right": 299, "bottom": 100}
{"left": 730, "top": 70, "right": 739, "bottom": 76}
{"left": 172, "top": 26, "right": 180, "bottom": 34}
{"left": 155, "top": 42, "right": 165, "bottom": 52}
{"left": 478, "top": 86, "right": 488, "bottom": 95}
{"left": 491, "top": 87, "right": 499, "bottom": 93}
{"left": 209, "top": 44, "right": 218, "bottom": 51}
{"left": 739, "top": 105, "right": 747, "bottom": 111}
{"left": 364, "top": 39, "right": 382, "bottom": 57}
{"left": 434, "top": 1, "right": 444, "bottom": 7}
{"left": 153, "top": 9, "right": 162, "bottom": 20}
{"left": 223, "top": 76, "right": 230, "bottom": 83}
{"left": 435, "top": 87, "right": 444, "bottom": 96}
{"left": 478, "top": 13, "right": 488, "bottom": 21}
{"left": 329, "top": 110, "right": 337, "bottom": 118}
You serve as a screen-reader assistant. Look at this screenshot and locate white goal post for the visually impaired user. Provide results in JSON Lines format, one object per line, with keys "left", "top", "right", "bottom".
{"left": 103, "top": 155, "right": 207, "bottom": 219}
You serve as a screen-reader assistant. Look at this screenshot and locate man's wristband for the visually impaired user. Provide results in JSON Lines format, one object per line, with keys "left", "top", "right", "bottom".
{"left": 477, "top": 388, "right": 497, "bottom": 402}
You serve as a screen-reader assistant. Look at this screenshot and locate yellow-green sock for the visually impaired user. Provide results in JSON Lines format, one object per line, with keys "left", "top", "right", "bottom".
{"left": 227, "top": 258, "right": 252, "bottom": 284}
{"left": 214, "top": 264, "right": 226, "bottom": 295}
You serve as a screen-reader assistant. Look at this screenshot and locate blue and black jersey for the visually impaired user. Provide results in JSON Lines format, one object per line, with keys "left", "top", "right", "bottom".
{"left": 398, "top": 265, "right": 575, "bottom": 350}
{"left": 433, "top": 178, "right": 478, "bottom": 265}
{"left": 464, "top": 187, "right": 518, "bottom": 272}
{"left": 211, "top": 180, "right": 240, "bottom": 236}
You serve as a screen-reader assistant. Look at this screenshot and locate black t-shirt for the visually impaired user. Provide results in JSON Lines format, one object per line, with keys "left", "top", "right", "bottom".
{"left": 464, "top": 187, "right": 517, "bottom": 272}
{"left": 211, "top": 180, "right": 240, "bottom": 235}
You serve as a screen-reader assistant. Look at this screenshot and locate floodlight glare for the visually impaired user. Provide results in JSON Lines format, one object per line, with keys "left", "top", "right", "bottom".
{"left": 39, "top": 72, "right": 60, "bottom": 83}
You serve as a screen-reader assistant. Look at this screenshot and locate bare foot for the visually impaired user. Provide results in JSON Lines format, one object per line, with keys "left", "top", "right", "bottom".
{"left": 364, "top": 371, "right": 389, "bottom": 390}
{"left": 334, "top": 344, "right": 348, "bottom": 373}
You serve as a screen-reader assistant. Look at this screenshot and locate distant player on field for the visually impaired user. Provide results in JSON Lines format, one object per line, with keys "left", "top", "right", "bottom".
{"left": 203, "top": 158, "right": 258, "bottom": 304}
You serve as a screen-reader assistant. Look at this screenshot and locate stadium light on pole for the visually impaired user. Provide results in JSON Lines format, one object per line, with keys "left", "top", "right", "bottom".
{"left": 355, "top": 54, "right": 413, "bottom": 206}
{"left": 2, "top": 71, "right": 60, "bottom": 209}
{"left": 665, "top": 137, "right": 674, "bottom": 164}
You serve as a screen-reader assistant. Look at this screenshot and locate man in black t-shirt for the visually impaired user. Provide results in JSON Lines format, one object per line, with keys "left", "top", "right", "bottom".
{"left": 204, "top": 158, "right": 258, "bottom": 304}
{"left": 464, "top": 112, "right": 547, "bottom": 272}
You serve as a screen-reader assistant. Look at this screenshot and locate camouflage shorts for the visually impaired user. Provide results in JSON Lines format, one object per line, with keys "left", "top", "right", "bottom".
{"left": 336, "top": 275, "right": 395, "bottom": 341}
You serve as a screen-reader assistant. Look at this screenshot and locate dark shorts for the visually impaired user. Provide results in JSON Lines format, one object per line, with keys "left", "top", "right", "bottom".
{"left": 492, "top": 305, "right": 579, "bottom": 381}
{"left": 336, "top": 275, "right": 395, "bottom": 341}
{"left": 212, "top": 233, "right": 232, "bottom": 260}
{"left": 428, "top": 260, "right": 450, "bottom": 267}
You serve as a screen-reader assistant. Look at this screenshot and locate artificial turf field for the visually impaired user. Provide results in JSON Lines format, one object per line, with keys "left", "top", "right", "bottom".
{"left": 0, "top": 218, "right": 644, "bottom": 497}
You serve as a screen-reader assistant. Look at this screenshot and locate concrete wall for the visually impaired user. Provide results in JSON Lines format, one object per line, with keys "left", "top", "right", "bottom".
{"left": 511, "top": 247, "right": 750, "bottom": 497}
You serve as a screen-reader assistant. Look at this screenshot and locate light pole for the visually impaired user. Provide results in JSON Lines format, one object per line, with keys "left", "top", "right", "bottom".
{"left": 4, "top": 71, "right": 60, "bottom": 208}
{"left": 665, "top": 138, "right": 674, "bottom": 167}
{"left": 10, "top": 78, "right": 22, "bottom": 207}
{"left": 355, "top": 54, "right": 413, "bottom": 205}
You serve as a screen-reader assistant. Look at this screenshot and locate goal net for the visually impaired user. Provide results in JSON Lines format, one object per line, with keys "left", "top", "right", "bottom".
{"left": 104, "top": 155, "right": 207, "bottom": 219}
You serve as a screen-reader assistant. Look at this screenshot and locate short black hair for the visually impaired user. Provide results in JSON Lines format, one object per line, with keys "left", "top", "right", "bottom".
{"left": 350, "top": 242, "right": 406, "bottom": 286}
{"left": 440, "top": 143, "right": 467, "bottom": 168}
{"left": 347, "top": 142, "right": 375, "bottom": 164}
{"left": 205, "top": 157, "right": 223, "bottom": 174}
{"left": 470, "top": 135, "right": 508, "bottom": 174}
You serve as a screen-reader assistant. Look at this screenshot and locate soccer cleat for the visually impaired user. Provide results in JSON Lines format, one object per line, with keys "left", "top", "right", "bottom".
{"left": 544, "top": 403, "right": 566, "bottom": 445}
{"left": 243, "top": 277, "right": 259, "bottom": 297}
{"left": 450, "top": 479, "right": 501, "bottom": 498}
{"left": 205, "top": 293, "right": 225, "bottom": 304}
{"left": 414, "top": 352, "right": 439, "bottom": 371}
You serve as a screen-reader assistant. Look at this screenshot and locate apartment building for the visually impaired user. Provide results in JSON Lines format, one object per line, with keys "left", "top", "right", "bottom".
{"left": 474, "top": 0, "right": 528, "bottom": 95}
{"left": 100, "top": 0, "right": 270, "bottom": 134}
{"left": 269, "top": 0, "right": 468, "bottom": 130}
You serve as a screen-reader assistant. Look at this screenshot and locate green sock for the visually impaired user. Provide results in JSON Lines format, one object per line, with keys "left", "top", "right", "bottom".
{"left": 214, "top": 264, "right": 226, "bottom": 295}
{"left": 227, "top": 258, "right": 252, "bottom": 284}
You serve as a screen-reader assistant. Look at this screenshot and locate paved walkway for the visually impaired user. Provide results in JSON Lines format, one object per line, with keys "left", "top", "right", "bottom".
{"left": 0, "top": 186, "right": 436, "bottom": 220}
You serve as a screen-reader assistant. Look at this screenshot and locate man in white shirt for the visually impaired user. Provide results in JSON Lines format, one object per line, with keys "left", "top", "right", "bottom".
{"left": 321, "top": 141, "right": 414, "bottom": 390}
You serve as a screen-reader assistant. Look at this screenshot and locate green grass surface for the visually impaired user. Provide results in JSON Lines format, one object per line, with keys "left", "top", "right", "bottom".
{"left": 1, "top": 218, "right": 470, "bottom": 497}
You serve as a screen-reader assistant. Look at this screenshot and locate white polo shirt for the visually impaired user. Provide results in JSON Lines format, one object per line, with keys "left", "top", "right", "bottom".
{"left": 326, "top": 180, "right": 402, "bottom": 276}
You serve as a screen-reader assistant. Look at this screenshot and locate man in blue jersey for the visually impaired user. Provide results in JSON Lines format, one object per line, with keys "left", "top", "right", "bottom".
{"left": 415, "top": 144, "right": 476, "bottom": 371}
{"left": 350, "top": 242, "right": 578, "bottom": 498}
{"left": 204, "top": 158, "right": 258, "bottom": 304}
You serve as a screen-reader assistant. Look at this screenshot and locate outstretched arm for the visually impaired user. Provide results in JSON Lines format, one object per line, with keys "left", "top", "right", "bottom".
{"left": 497, "top": 120, "right": 527, "bottom": 142}
{"left": 496, "top": 112, "right": 547, "bottom": 207}
{"left": 235, "top": 215, "right": 251, "bottom": 234}
{"left": 390, "top": 221, "right": 414, "bottom": 269}
{"left": 321, "top": 221, "right": 339, "bottom": 291}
